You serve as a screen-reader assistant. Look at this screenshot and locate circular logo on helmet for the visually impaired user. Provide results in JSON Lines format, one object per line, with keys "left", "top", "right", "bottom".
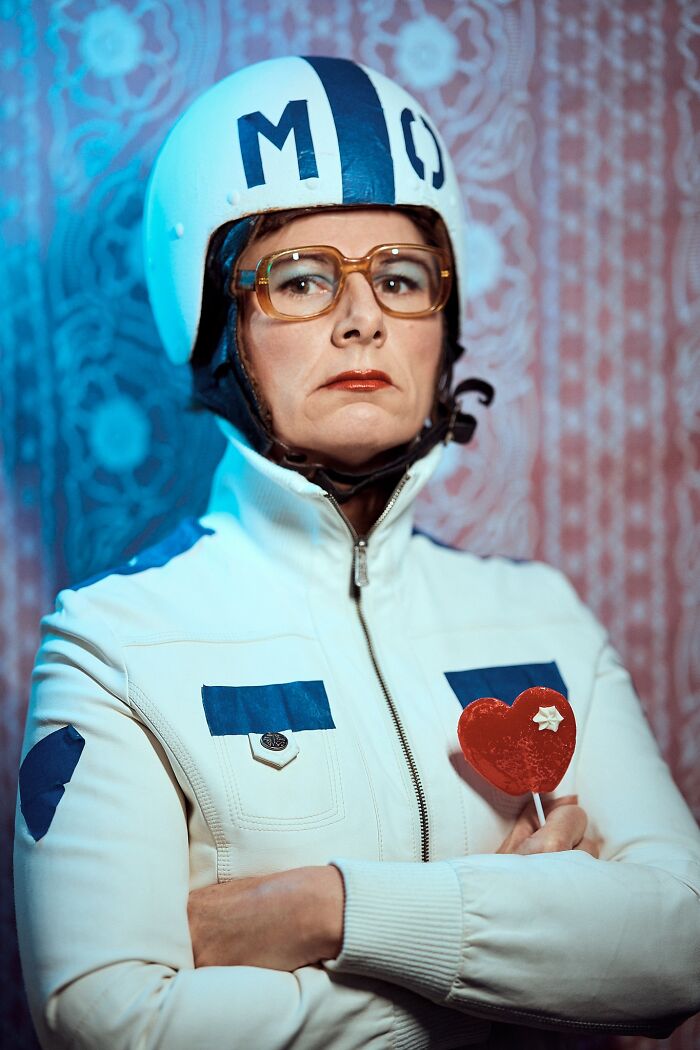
{"left": 260, "top": 732, "right": 289, "bottom": 752}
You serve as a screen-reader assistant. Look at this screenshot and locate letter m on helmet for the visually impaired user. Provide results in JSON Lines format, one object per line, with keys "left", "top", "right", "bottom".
{"left": 238, "top": 100, "right": 319, "bottom": 189}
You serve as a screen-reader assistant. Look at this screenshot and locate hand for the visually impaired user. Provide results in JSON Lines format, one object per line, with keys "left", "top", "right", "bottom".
{"left": 187, "top": 864, "right": 345, "bottom": 970}
{"left": 497, "top": 794, "right": 600, "bottom": 858}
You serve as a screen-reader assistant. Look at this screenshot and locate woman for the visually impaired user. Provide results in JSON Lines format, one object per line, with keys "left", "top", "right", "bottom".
{"left": 15, "top": 57, "right": 700, "bottom": 1050}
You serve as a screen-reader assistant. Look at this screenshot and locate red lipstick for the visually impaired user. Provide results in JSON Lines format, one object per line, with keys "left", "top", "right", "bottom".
{"left": 323, "top": 369, "right": 392, "bottom": 391}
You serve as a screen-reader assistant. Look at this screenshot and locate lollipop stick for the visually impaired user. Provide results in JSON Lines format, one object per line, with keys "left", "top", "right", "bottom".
{"left": 532, "top": 791, "right": 546, "bottom": 828}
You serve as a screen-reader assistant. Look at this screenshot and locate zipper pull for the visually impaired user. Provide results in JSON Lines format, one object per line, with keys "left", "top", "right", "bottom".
{"left": 353, "top": 538, "right": 369, "bottom": 588}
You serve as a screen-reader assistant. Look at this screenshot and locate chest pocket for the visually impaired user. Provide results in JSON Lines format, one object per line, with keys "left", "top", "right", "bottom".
{"left": 202, "top": 680, "right": 344, "bottom": 831}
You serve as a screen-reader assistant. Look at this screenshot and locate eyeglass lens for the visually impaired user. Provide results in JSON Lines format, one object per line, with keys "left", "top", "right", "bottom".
{"left": 265, "top": 247, "right": 443, "bottom": 318}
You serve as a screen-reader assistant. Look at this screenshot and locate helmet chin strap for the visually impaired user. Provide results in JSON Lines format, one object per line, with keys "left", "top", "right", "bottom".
{"left": 269, "top": 377, "right": 495, "bottom": 503}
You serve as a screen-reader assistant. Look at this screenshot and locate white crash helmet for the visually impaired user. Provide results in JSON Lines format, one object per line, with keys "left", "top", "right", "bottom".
{"left": 144, "top": 54, "right": 467, "bottom": 364}
{"left": 143, "top": 56, "right": 493, "bottom": 499}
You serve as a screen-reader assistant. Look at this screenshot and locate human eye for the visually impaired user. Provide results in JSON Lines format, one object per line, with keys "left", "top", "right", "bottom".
{"left": 279, "top": 272, "right": 330, "bottom": 297}
{"left": 373, "top": 259, "right": 430, "bottom": 296}
{"left": 269, "top": 253, "right": 336, "bottom": 299}
{"left": 375, "top": 271, "right": 419, "bottom": 295}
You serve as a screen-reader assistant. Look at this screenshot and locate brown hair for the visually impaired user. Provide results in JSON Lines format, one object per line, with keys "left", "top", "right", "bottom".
{"left": 243, "top": 204, "right": 452, "bottom": 258}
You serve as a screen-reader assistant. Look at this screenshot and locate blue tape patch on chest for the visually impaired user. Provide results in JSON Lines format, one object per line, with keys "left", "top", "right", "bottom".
{"left": 445, "top": 662, "right": 568, "bottom": 709}
{"left": 70, "top": 518, "right": 214, "bottom": 591}
{"left": 303, "top": 56, "right": 395, "bottom": 205}
{"left": 202, "top": 681, "right": 336, "bottom": 736}
{"left": 19, "top": 725, "right": 85, "bottom": 841}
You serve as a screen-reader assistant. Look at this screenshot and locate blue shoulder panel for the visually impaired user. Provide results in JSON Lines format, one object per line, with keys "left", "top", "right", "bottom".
{"left": 303, "top": 56, "right": 395, "bottom": 205}
{"left": 202, "top": 681, "right": 336, "bottom": 736}
{"left": 411, "top": 526, "right": 463, "bottom": 551}
{"left": 70, "top": 518, "right": 214, "bottom": 591}
{"left": 412, "top": 527, "right": 532, "bottom": 564}
{"left": 446, "top": 662, "right": 568, "bottom": 709}
{"left": 19, "top": 725, "right": 85, "bottom": 841}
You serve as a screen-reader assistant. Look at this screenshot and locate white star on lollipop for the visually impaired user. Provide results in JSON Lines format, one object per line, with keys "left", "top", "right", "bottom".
{"left": 532, "top": 705, "right": 564, "bottom": 732}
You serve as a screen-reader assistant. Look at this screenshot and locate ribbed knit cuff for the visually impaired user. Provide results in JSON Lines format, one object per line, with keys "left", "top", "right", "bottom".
{"left": 323, "top": 859, "right": 463, "bottom": 1003}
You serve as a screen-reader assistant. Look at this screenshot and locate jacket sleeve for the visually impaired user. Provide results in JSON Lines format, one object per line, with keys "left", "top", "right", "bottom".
{"left": 14, "top": 588, "right": 437, "bottom": 1050}
{"left": 325, "top": 637, "right": 700, "bottom": 1037}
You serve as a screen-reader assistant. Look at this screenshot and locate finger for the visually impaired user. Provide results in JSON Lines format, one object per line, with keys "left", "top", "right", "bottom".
{"left": 542, "top": 793, "right": 578, "bottom": 816}
{"left": 575, "top": 835, "right": 601, "bottom": 860}
{"left": 517, "top": 804, "right": 588, "bottom": 855}
{"left": 544, "top": 803, "right": 588, "bottom": 846}
{"left": 497, "top": 799, "right": 540, "bottom": 853}
{"left": 497, "top": 796, "right": 582, "bottom": 855}
{"left": 520, "top": 794, "right": 578, "bottom": 834}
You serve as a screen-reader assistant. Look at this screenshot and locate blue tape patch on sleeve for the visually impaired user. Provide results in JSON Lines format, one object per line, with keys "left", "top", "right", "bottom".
{"left": 70, "top": 518, "right": 214, "bottom": 591}
{"left": 303, "top": 56, "right": 395, "bottom": 205}
{"left": 19, "top": 725, "right": 85, "bottom": 841}
{"left": 445, "top": 662, "right": 568, "bottom": 709}
{"left": 202, "top": 681, "right": 336, "bottom": 736}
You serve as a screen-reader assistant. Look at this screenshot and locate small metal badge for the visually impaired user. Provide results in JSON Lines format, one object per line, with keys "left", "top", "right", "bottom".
{"left": 261, "top": 732, "right": 289, "bottom": 751}
{"left": 249, "top": 729, "right": 299, "bottom": 769}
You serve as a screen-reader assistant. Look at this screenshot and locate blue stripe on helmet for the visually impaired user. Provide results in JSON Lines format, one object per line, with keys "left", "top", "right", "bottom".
{"left": 303, "top": 56, "right": 395, "bottom": 205}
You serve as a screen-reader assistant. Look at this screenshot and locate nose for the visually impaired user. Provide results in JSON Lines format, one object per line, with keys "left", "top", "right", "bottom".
{"left": 330, "top": 272, "right": 386, "bottom": 349}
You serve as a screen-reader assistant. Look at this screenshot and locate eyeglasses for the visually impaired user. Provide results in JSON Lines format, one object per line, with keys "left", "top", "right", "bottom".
{"left": 233, "top": 243, "right": 452, "bottom": 320}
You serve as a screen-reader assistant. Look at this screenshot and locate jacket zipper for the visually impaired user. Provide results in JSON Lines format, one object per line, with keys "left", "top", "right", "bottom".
{"left": 326, "top": 477, "right": 430, "bottom": 863}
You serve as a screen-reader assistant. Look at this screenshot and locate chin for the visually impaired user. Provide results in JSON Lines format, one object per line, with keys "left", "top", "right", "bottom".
{"left": 308, "top": 404, "right": 422, "bottom": 466}
{"left": 308, "top": 430, "right": 420, "bottom": 471}
{"left": 277, "top": 402, "right": 426, "bottom": 471}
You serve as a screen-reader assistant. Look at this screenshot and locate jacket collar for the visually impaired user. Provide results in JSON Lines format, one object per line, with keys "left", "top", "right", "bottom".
{"left": 206, "top": 421, "right": 445, "bottom": 594}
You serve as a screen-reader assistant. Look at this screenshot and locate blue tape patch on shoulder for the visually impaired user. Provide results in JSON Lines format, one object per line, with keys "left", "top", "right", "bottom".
{"left": 411, "top": 526, "right": 463, "bottom": 552}
{"left": 479, "top": 554, "right": 532, "bottom": 565}
{"left": 202, "top": 681, "right": 336, "bottom": 736}
{"left": 303, "top": 56, "right": 395, "bottom": 205}
{"left": 70, "top": 518, "right": 215, "bottom": 591}
{"left": 19, "top": 725, "right": 85, "bottom": 841}
{"left": 412, "top": 528, "right": 531, "bottom": 562}
{"left": 446, "top": 662, "right": 568, "bottom": 709}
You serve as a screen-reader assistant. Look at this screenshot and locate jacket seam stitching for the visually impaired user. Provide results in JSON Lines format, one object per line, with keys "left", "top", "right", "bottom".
{"left": 215, "top": 732, "right": 346, "bottom": 831}
{"left": 128, "top": 682, "right": 228, "bottom": 856}
{"left": 122, "top": 631, "right": 321, "bottom": 647}
{"left": 441, "top": 993, "right": 677, "bottom": 1034}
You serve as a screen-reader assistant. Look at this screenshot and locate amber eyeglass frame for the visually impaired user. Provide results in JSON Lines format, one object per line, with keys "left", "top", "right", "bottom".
{"left": 233, "top": 243, "right": 453, "bottom": 321}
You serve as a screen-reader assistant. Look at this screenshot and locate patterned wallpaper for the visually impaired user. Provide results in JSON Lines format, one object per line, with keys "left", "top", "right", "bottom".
{"left": 1, "top": 2, "right": 698, "bottom": 1047}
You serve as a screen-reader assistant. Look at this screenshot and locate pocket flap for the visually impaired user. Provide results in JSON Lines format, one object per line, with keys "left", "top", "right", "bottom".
{"left": 248, "top": 729, "right": 299, "bottom": 769}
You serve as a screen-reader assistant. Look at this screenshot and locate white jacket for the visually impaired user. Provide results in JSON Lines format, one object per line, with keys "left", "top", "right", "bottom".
{"left": 15, "top": 428, "right": 700, "bottom": 1050}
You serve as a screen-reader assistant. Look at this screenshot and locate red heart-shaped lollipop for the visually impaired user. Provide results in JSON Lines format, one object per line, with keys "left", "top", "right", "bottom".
{"left": 457, "top": 686, "right": 576, "bottom": 795}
